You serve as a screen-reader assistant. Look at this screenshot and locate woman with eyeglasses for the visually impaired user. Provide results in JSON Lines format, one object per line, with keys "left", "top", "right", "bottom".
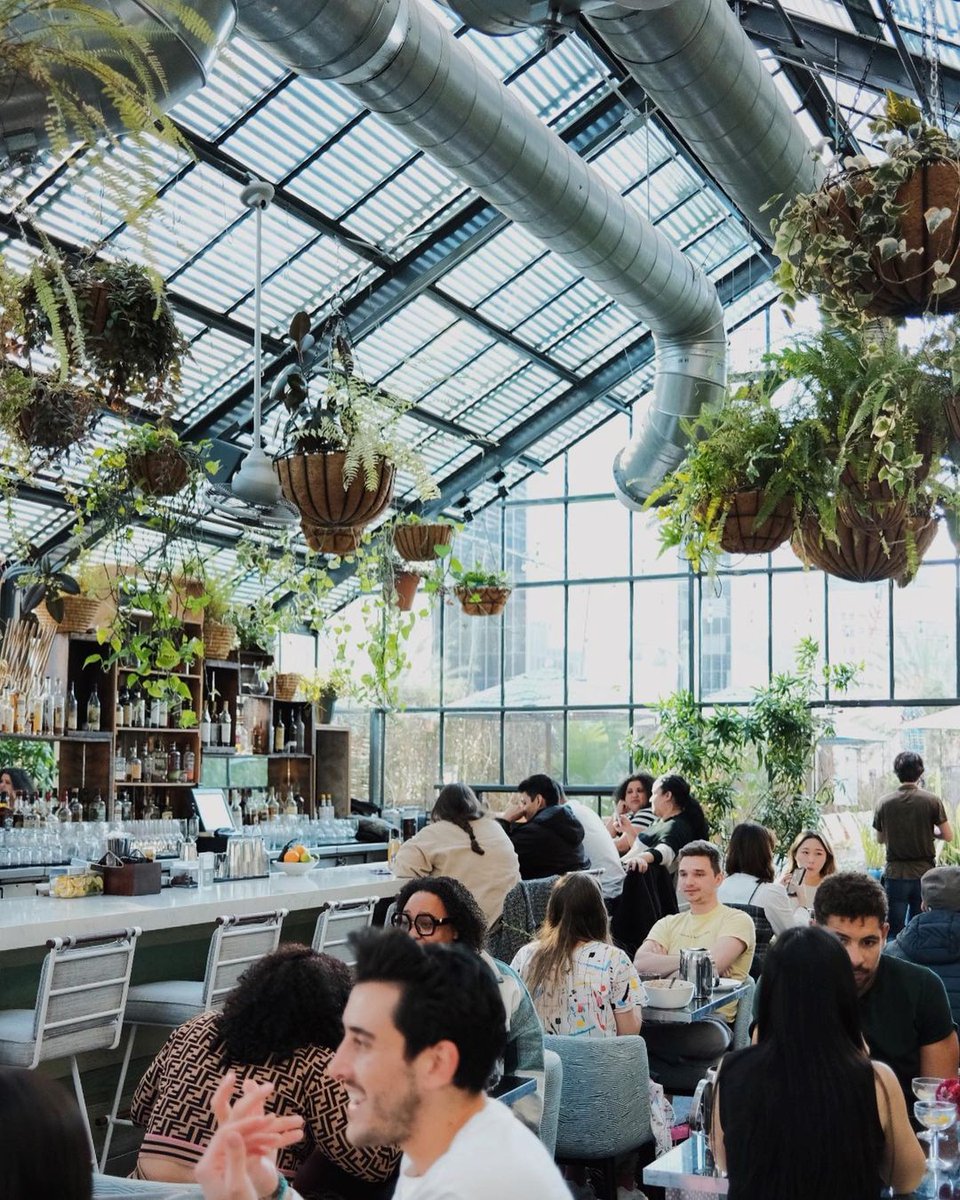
{"left": 390, "top": 783, "right": 520, "bottom": 928}
{"left": 391, "top": 876, "right": 544, "bottom": 1131}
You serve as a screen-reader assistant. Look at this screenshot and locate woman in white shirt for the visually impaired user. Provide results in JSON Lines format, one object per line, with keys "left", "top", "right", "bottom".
{"left": 718, "top": 822, "right": 808, "bottom": 934}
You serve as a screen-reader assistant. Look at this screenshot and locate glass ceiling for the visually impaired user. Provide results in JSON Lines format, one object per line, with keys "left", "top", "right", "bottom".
{"left": 2, "top": 0, "right": 958, "bottom": 607}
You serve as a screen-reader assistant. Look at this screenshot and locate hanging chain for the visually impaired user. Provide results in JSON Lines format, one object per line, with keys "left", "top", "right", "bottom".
{"left": 921, "top": 0, "right": 943, "bottom": 127}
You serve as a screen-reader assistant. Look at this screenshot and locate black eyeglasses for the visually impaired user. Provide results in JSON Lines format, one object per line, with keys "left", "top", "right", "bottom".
{"left": 391, "top": 911, "right": 455, "bottom": 936}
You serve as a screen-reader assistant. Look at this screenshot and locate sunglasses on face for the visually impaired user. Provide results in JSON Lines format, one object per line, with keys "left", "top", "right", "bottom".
{"left": 391, "top": 910, "right": 455, "bottom": 936}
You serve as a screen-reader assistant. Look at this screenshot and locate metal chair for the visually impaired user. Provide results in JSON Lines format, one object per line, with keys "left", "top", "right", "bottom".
{"left": 0, "top": 927, "right": 141, "bottom": 1162}
{"left": 100, "top": 908, "right": 287, "bottom": 1172}
{"left": 311, "top": 897, "right": 378, "bottom": 965}
{"left": 730, "top": 975, "right": 757, "bottom": 1051}
{"left": 552, "top": 1034, "right": 654, "bottom": 1200}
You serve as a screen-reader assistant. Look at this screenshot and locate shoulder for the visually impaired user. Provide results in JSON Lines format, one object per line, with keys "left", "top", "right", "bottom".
{"left": 878, "top": 954, "right": 950, "bottom": 999}
{"left": 716, "top": 904, "right": 756, "bottom": 935}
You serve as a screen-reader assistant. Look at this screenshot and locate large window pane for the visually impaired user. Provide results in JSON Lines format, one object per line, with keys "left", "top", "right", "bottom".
{"left": 443, "top": 601, "right": 504, "bottom": 705}
{"left": 566, "top": 415, "right": 628, "bottom": 496}
{"left": 504, "top": 585, "right": 563, "bottom": 706}
{"left": 506, "top": 501, "right": 564, "bottom": 582}
{"left": 699, "top": 574, "right": 769, "bottom": 701}
{"left": 396, "top": 607, "right": 440, "bottom": 707}
{"left": 827, "top": 578, "right": 890, "bottom": 699}
{"left": 443, "top": 713, "right": 501, "bottom": 782}
{"left": 384, "top": 713, "right": 439, "bottom": 807}
{"left": 514, "top": 454, "right": 565, "bottom": 500}
{"left": 633, "top": 510, "right": 685, "bottom": 575}
{"left": 567, "top": 583, "right": 629, "bottom": 704}
{"left": 567, "top": 710, "right": 631, "bottom": 784}
{"left": 567, "top": 498, "right": 629, "bottom": 580}
{"left": 633, "top": 578, "right": 689, "bottom": 702}
{"left": 894, "top": 563, "right": 957, "bottom": 698}
{"left": 771, "top": 570, "right": 825, "bottom": 674}
{"left": 503, "top": 711, "right": 563, "bottom": 782}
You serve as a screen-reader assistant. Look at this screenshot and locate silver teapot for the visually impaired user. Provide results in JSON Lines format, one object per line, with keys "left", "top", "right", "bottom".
{"left": 679, "top": 947, "right": 716, "bottom": 1000}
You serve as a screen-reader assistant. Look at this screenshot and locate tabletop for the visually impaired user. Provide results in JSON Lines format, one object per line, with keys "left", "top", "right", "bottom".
{"left": 641, "top": 980, "right": 750, "bottom": 1024}
{"left": 490, "top": 1074, "right": 537, "bottom": 1107}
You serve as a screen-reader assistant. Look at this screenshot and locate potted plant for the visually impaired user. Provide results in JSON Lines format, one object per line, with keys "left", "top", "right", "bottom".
{"left": 2, "top": 552, "right": 113, "bottom": 633}
{"left": 194, "top": 571, "right": 238, "bottom": 660}
{"left": 646, "top": 388, "right": 800, "bottom": 573}
{"left": 772, "top": 92, "right": 960, "bottom": 325}
{"left": 392, "top": 513, "right": 458, "bottom": 563}
{"left": 0, "top": 367, "right": 97, "bottom": 462}
{"left": 119, "top": 422, "right": 210, "bottom": 497}
{"left": 301, "top": 666, "right": 352, "bottom": 725}
{"left": 273, "top": 311, "right": 438, "bottom": 538}
{"left": 451, "top": 562, "right": 512, "bottom": 617}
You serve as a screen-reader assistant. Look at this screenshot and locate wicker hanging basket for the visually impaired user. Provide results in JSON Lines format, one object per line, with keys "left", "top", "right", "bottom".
{"left": 33, "top": 594, "right": 110, "bottom": 634}
{"left": 393, "top": 523, "right": 454, "bottom": 563}
{"left": 836, "top": 473, "right": 909, "bottom": 535}
{"left": 792, "top": 512, "right": 938, "bottom": 585}
{"left": 455, "top": 585, "right": 511, "bottom": 617}
{"left": 127, "top": 444, "right": 190, "bottom": 497}
{"left": 203, "top": 619, "right": 238, "bottom": 660}
{"left": 301, "top": 523, "right": 362, "bottom": 555}
{"left": 718, "top": 490, "right": 794, "bottom": 555}
{"left": 274, "top": 672, "right": 301, "bottom": 702}
{"left": 945, "top": 395, "right": 960, "bottom": 443}
{"left": 276, "top": 451, "right": 395, "bottom": 531}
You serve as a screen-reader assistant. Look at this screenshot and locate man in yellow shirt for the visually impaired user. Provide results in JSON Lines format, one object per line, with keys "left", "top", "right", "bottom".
{"left": 634, "top": 840, "right": 755, "bottom": 1090}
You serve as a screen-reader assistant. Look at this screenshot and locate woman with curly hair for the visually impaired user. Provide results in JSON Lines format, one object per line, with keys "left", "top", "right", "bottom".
{"left": 130, "top": 944, "right": 399, "bottom": 1192}
{"left": 390, "top": 782, "right": 520, "bottom": 928}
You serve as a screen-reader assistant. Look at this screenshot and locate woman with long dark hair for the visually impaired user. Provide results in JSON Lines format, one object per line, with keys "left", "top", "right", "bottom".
{"left": 605, "top": 772, "right": 656, "bottom": 855}
{"left": 623, "top": 774, "right": 710, "bottom": 876}
{"left": 391, "top": 782, "right": 520, "bottom": 927}
{"left": 778, "top": 828, "right": 836, "bottom": 911}
{"left": 718, "top": 822, "right": 804, "bottom": 934}
{"left": 1, "top": 1068, "right": 91, "bottom": 1200}
{"left": 712, "top": 925, "right": 925, "bottom": 1200}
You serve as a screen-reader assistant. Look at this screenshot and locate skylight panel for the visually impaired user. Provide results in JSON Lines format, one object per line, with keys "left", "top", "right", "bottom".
{"left": 343, "top": 156, "right": 468, "bottom": 254}
{"left": 172, "top": 37, "right": 290, "bottom": 140}
{"left": 508, "top": 35, "right": 608, "bottom": 125}
{"left": 438, "top": 224, "right": 549, "bottom": 306}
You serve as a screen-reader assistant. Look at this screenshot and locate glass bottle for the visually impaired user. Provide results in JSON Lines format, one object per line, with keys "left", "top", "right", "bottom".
{"left": 157, "top": 694, "right": 168, "bottom": 729}
{"left": 273, "top": 713, "right": 284, "bottom": 753}
{"left": 30, "top": 685, "right": 43, "bottom": 735}
{"left": 41, "top": 675, "right": 53, "bottom": 735}
{"left": 69, "top": 789, "right": 83, "bottom": 822}
{"left": 91, "top": 791, "right": 106, "bottom": 822}
{"left": 119, "top": 791, "right": 133, "bottom": 823}
{"left": 120, "top": 683, "right": 131, "bottom": 727}
{"left": 219, "top": 703, "right": 231, "bottom": 749}
{"left": 183, "top": 746, "right": 196, "bottom": 784}
{"left": 134, "top": 684, "right": 146, "bottom": 728}
{"left": 266, "top": 789, "right": 280, "bottom": 822}
{"left": 295, "top": 710, "right": 306, "bottom": 755}
{"left": 52, "top": 677, "right": 64, "bottom": 736}
{"left": 235, "top": 703, "right": 248, "bottom": 754}
{"left": 201, "top": 702, "right": 212, "bottom": 747}
{"left": 56, "top": 791, "right": 71, "bottom": 822}
{"left": 114, "top": 745, "right": 127, "bottom": 782}
{"left": 86, "top": 684, "right": 101, "bottom": 732}
{"left": 142, "top": 793, "right": 159, "bottom": 821}
{"left": 66, "top": 681, "right": 78, "bottom": 732}
{"left": 127, "top": 741, "right": 142, "bottom": 782}
{"left": 114, "top": 689, "right": 123, "bottom": 729}
{"left": 167, "top": 743, "right": 181, "bottom": 783}
{"left": 284, "top": 788, "right": 297, "bottom": 817}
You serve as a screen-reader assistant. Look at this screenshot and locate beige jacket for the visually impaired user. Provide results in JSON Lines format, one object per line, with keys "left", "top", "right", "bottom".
{"left": 391, "top": 815, "right": 521, "bottom": 927}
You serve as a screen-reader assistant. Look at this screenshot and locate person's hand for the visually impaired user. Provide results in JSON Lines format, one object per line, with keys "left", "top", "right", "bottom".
{"left": 196, "top": 1072, "right": 305, "bottom": 1200}
{"left": 501, "top": 798, "right": 528, "bottom": 823}
{"left": 626, "top": 855, "right": 649, "bottom": 873}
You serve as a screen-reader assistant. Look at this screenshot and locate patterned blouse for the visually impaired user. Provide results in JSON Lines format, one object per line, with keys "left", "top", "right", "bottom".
{"left": 510, "top": 940, "right": 645, "bottom": 1037}
{"left": 130, "top": 1011, "right": 399, "bottom": 1182}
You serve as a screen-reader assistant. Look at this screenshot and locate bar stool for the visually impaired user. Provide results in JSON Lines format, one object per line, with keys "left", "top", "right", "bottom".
{"left": 0, "top": 927, "right": 141, "bottom": 1162}
{"left": 100, "top": 908, "right": 287, "bottom": 1171}
{"left": 311, "top": 897, "right": 378, "bottom": 966}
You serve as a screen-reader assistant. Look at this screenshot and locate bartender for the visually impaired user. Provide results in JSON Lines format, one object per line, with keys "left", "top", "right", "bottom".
{"left": 0, "top": 766, "right": 34, "bottom": 825}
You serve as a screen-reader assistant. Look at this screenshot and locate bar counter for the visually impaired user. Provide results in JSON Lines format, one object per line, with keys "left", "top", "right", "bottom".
{"left": 0, "top": 863, "right": 399, "bottom": 952}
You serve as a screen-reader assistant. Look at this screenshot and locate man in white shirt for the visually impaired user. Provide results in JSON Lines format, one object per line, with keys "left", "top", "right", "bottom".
{"left": 329, "top": 930, "right": 569, "bottom": 1200}
{"left": 561, "top": 787, "right": 626, "bottom": 903}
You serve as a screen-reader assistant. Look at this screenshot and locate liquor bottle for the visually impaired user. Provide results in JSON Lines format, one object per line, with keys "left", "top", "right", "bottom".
{"left": 119, "top": 791, "right": 133, "bottom": 822}
{"left": 157, "top": 694, "right": 168, "bottom": 729}
{"left": 52, "top": 678, "right": 64, "bottom": 736}
{"left": 66, "top": 681, "right": 78, "bottom": 732}
{"left": 234, "top": 703, "right": 248, "bottom": 754}
{"left": 273, "top": 713, "right": 284, "bottom": 753}
{"left": 283, "top": 788, "right": 298, "bottom": 817}
{"left": 133, "top": 684, "right": 146, "bottom": 728}
{"left": 230, "top": 792, "right": 242, "bottom": 829}
{"left": 114, "top": 745, "right": 127, "bottom": 782}
{"left": 183, "top": 746, "right": 196, "bottom": 783}
{"left": 86, "top": 684, "right": 101, "bottom": 732}
{"left": 120, "top": 684, "right": 132, "bottom": 727}
{"left": 41, "top": 676, "right": 53, "bottom": 735}
{"left": 30, "top": 686, "right": 43, "bottom": 735}
{"left": 295, "top": 710, "right": 306, "bottom": 755}
{"left": 91, "top": 791, "right": 106, "bottom": 822}
{"left": 143, "top": 793, "right": 159, "bottom": 821}
{"left": 160, "top": 794, "right": 174, "bottom": 820}
{"left": 148, "top": 693, "right": 161, "bottom": 729}
{"left": 219, "top": 703, "right": 231, "bottom": 749}
{"left": 200, "top": 702, "right": 212, "bottom": 747}
{"left": 266, "top": 789, "right": 280, "bottom": 822}
{"left": 127, "top": 741, "right": 142, "bottom": 783}
{"left": 69, "top": 789, "right": 83, "bottom": 822}
{"left": 56, "top": 790, "right": 71, "bottom": 822}
{"left": 167, "top": 743, "right": 181, "bottom": 783}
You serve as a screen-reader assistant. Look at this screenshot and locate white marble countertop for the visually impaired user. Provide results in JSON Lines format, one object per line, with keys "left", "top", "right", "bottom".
{"left": 0, "top": 864, "right": 399, "bottom": 952}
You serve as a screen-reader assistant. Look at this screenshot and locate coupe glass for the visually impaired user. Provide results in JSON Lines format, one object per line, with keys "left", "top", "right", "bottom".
{"left": 914, "top": 1099, "right": 956, "bottom": 1172}
{"left": 913, "top": 1078, "right": 945, "bottom": 1142}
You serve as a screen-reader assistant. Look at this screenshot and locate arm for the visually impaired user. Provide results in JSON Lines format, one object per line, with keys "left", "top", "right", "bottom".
{"left": 129, "top": 1028, "right": 173, "bottom": 1126}
{"left": 919, "top": 1030, "right": 960, "bottom": 1079}
{"left": 633, "top": 938, "right": 679, "bottom": 978}
{"left": 710, "top": 935, "right": 749, "bottom": 978}
{"left": 874, "top": 1061, "right": 926, "bottom": 1194}
{"left": 938, "top": 820, "right": 954, "bottom": 842}
{"left": 614, "top": 1008, "right": 642, "bottom": 1036}
{"left": 308, "top": 1067, "right": 400, "bottom": 1183}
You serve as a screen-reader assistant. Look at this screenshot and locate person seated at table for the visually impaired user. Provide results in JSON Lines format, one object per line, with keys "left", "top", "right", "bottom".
{"left": 777, "top": 827, "right": 835, "bottom": 912}
{"left": 390, "top": 781, "right": 520, "bottom": 929}
{"left": 391, "top": 875, "right": 544, "bottom": 1131}
{"left": 130, "top": 944, "right": 399, "bottom": 1189}
{"left": 718, "top": 821, "right": 807, "bottom": 935}
{"left": 712, "top": 925, "right": 926, "bottom": 1200}
{"left": 559, "top": 784, "right": 626, "bottom": 907}
{"left": 1, "top": 1067, "right": 93, "bottom": 1200}
{"left": 497, "top": 773, "right": 589, "bottom": 879}
{"left": 887, "top": 865, "right": 960, "bottom": 1024}
{"left": 633, "top": 840, "right": 755, "bottom": 1091}
{"left": 622, "top": 774, "right": 710, "bottom": 879}
{"left": 604, "top": 773, "right": 656, "bottom": 855}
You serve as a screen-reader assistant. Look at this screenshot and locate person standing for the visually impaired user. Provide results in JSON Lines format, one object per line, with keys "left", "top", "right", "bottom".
{"left": 873, "top": 752, "right": 953, "bottom": 936}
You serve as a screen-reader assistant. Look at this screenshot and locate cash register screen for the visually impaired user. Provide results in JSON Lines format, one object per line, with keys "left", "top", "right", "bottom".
{"left": 193, "top": 787, "right": 233, "bottom": 832}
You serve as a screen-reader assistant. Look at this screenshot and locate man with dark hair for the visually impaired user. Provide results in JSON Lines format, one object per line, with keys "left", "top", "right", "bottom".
{"left": 887, "top": 865, "right": 960, "bottom": 1024}
{"left": 497, "top": 773, "right": 589, "bottom": 879}
{"left": 329, "top": 930, "right": 569, "bottom": 1199}
{"left": 813, "top": 871, "right": 958, "bottom": 1104}
{"left": 874, "top": 750, "right": 953, "bottom": 935}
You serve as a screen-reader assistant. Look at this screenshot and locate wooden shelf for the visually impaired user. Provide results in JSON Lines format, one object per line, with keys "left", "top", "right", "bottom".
{"left": 204, "top": 659, "right": 239, "bottom": 671}
{"left": 117, "top": 781, "right": 196, "bottom": 788}
{"left": 0, "top": 731, "right": 113, "bottom": 743}
{"left": 266, "top": 753, "right": 311, "bottom": 760}
{"left": 117, "top": 726, "right": 200, "bottom": 736}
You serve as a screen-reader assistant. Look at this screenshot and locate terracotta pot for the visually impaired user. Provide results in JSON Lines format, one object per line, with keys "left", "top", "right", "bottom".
{"left": 718, "top": 489, "right": 794, "bottom": 555}
{"left": 821, "top": 160, "right": 960, "bottom": 319}
{"left": 393, "top": 523, "right": 454, "bottom": 562}
{"left": 792, "top": 511, "right": 938, "bottom": 585}
{"left": 302, "top": 523, "right": 361, "bottom": 555}
{"left": 127, "top": 444, "right": 190, "bottom": 497}
{"left": 276, "top": 451, "right": 395, "bottom": 531}
{"left": 392, "top": 570, "right": 421, "bottom": 612}
{"left": 455, "top": 585, "right": 511, "bottom": 616}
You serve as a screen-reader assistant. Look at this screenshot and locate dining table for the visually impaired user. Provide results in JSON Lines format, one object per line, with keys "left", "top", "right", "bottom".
{"left": 640, "top": 980, "right": 750, "bottom": 1024}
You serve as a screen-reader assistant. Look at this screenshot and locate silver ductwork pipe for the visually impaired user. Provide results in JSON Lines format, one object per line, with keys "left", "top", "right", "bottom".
{"left": 235, "top": 0, "right": 726, "bottom": 508}
{"left": 0, "top": 0, "right": 237, "bottom": 160}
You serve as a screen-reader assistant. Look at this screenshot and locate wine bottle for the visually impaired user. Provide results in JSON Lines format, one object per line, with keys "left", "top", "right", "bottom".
{"left": 86, "top": 684, "right": 101, "bottom": 732}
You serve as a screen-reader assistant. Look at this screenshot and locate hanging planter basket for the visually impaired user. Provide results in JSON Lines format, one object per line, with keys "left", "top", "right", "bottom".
{"left": 127, "top": 443, "right": 191, "bottom": 497}
{"left": 33, "top": 594, "right": 111, "bottom": 635}
{"left": 836, "top": 472, "right": 909, "bottom": 535}
{"left": 792, "top": 511, "right": 938, "bottom": 585}
{"left": 276, "top": 451, "right": 395, "bottom": 532}
{"left": 718, "top": 489, "right": 794, "bottom": 555}
{"left": 274, "top": 672, "right": 301, "bottom": 702}
{"left": 818, "top": 159, "right": 960, "bottom": 320}
{"left": 301, "top": 523, "right": 362, "bottom": 556}
{"left": 945, "top": 395, "right": 960, "bottom": 443}
{"left": 392, "top": 570, "right": 421, "bottom": 612}
{"left": 203, "top": 619, "right": 238, "bottom": 660}
{"left": 11, "top": 376, "right": 97, "bottom": 457}
{"left": 455, "top": 585, "right": 511, "bottom": 617}
{"left": 393, "top": 523, "right": 454, "bottom": 563}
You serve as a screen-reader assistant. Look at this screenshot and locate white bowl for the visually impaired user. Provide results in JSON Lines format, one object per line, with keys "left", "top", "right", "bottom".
{"left": 644, "top": 979, "right": 695, "bottom": 1008}
{"left": 276, "top": 857, "right": 317, "bottom": 876}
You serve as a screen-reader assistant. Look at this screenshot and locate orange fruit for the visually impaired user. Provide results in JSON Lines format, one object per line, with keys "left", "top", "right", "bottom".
{"left": 282, "top": 849, "right": 300, "bottom": 863}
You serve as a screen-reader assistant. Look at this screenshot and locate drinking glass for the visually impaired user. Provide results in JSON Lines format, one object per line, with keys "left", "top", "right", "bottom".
{"left": 914, "top": 1099, "right": 956, "bottom": 1171}
{"left": 913, "top": 1078, "right": 946, "bottom": 1142}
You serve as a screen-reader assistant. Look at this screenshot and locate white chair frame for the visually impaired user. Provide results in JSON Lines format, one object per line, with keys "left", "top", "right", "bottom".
{"left": 311, "top": 896, "right": 378, "bottom": 966}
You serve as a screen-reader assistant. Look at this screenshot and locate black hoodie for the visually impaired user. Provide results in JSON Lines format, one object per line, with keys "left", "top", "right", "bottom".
{"left": 497, "top": 804, "right": 589, "bottom": 880}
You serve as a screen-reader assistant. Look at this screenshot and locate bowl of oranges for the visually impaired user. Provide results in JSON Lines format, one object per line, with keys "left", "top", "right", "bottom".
{"left": 276, "top": 842, "right": 317, "bottom": 876}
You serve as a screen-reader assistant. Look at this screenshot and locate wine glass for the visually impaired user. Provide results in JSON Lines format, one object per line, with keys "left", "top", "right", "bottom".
{"left": 914, "top": 1099, "right": 956, "bottom": 1172}
{"left": 913, "top": 1078, "right": 946, "bottom": 1142}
